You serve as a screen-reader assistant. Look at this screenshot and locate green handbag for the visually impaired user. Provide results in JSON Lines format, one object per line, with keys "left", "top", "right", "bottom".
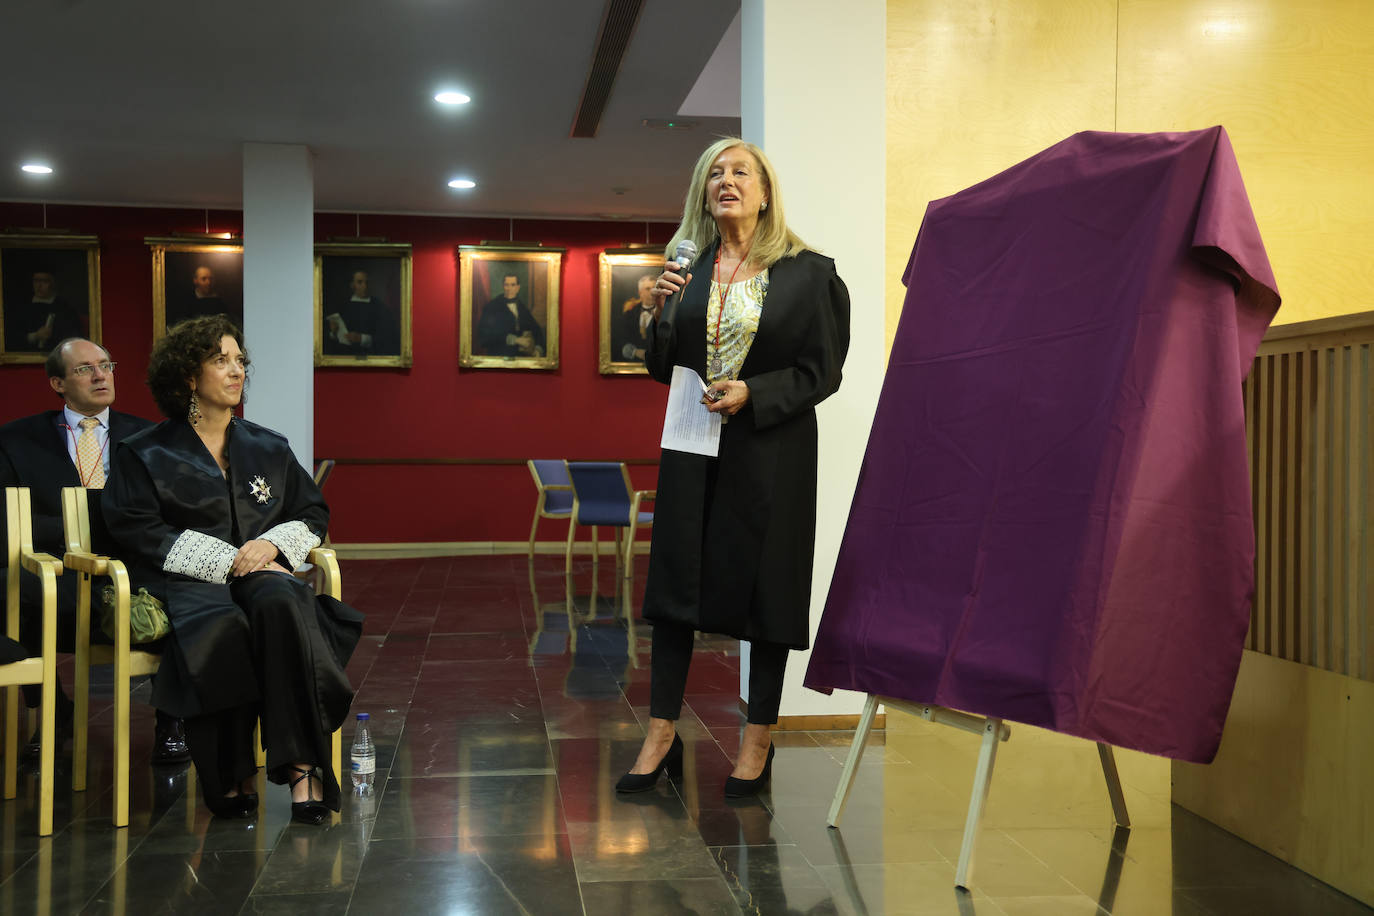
{"left": 100, "top": 585, "right": 171, "bottom": 644}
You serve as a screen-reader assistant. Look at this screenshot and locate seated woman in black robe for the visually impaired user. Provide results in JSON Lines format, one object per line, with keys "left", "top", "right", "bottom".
{"left": 103, "top": 315, "right": 362, "bottom": 823}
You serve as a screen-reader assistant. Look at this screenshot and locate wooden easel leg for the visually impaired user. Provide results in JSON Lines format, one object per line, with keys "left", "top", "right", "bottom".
{"left": 954, "top": 717, "right": 1003, "bottom": 890}
{"left": 827, "top": 694, "right": 880, "bottom": 827}
{"left": 1096, "top": 742, "right": 1131, "bottom": 827}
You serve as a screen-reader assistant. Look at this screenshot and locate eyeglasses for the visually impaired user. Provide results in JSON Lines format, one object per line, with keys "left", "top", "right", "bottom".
{"left": 70, "top": 361, "right": 116, "bottom": 377}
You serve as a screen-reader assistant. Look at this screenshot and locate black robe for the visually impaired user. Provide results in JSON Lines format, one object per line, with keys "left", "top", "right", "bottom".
{"left": 642, "top": 245, "right": 850, "bottom": 648}
{"left": 102, "top": 418, "right": 361, "bottom": 726}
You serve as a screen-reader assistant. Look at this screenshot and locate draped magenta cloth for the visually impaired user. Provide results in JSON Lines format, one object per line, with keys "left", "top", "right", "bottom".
{"left": 804, "top": 128, "right": 1280, "bottom": 763}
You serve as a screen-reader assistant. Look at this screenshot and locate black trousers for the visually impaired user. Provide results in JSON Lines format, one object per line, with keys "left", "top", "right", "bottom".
{"left": 649, "top": 620, "right": 789, "bottom": 725}
{"left": 185, "top": 573, "right": 342, "bottom": 809}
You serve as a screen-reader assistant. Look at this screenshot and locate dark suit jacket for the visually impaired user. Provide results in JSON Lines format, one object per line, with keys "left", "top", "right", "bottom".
{"left": 0, "top": 408, "right": 155, "bottom": 557}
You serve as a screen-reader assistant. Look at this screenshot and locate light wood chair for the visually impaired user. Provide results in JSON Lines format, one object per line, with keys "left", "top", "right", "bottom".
{"left": 61, "top": 486, "right": 161, "bottom": 829}
{"left": 3, "top": 487, "right": 61, "bottom": 836}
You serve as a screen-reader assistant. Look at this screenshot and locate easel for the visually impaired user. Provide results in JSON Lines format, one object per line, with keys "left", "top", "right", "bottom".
{"left": 827, "top": 694, "right": 1132, "bottom": 889}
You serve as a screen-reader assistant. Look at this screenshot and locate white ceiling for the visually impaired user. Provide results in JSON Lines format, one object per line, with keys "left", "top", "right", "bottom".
{"left": 0, "top": 0, "right": 742, "bottom": 220}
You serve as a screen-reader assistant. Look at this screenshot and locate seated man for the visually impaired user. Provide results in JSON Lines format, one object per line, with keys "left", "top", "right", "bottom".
{"left": 0, "top": 338, "right": 189, "bottom": 764}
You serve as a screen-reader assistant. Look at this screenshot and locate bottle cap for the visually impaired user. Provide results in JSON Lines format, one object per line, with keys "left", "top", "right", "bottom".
{"left": 356, "top": 712, "right": 369, "bottom": 720}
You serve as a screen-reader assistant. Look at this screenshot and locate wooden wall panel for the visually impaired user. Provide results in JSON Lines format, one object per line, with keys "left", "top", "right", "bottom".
{"left": 1173, "top": 651, "right": 1374, "bottom": 906}
{"left": 887, "top": 0, "right": 1374, "bottom": 346}
{"left": 1116, "top": 0, "right": 1374, "bottom": 325}
{"left": 885, "top": 0, "right": 1116, "bottom": 353}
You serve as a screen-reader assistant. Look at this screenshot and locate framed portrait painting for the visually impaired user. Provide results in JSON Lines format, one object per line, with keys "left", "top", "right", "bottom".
{"left": 314, "top": 242, "right": 412, "bottom": 367}
{"left": 0, "top": 234, "right": 101, "bottom": 365}
{"left": 598, "top": 249, "right": 664, "bottom": 375}
{"left": 148, "top": 237, "right": 244, "bottom": 339}
{"left": 459, "top": 245, "right": 562, "bottom": 370}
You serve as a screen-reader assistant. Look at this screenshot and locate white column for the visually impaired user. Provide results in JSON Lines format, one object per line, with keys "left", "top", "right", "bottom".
{"left": 740, "top": 0, "right": 887, "bottom": 717}
{"left": 242, "top": 143, "right": 314, "bottom": 469}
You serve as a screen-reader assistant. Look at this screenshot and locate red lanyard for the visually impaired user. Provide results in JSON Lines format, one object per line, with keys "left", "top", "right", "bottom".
{"left": 64, "top": 421, "right": 109, "bottom": 487}
{"left": 712, "top": 245, "right": 751, "bottom": 348}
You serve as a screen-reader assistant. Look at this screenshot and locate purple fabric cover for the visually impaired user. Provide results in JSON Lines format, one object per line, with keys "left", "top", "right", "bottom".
{"left": 804, "top": 128, "right": 1280, "bottom": 763}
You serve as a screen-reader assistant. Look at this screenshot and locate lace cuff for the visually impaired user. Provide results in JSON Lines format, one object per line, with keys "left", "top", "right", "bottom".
{"left": 259, "top": 520, "right": 320, "bottom": 570}
{"left": 163, "top": 530, "right": 237, "bottom": 583}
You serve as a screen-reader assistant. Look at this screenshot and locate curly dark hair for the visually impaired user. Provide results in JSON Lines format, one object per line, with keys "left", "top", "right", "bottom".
{"left": 147, "top": 315, "right": 250, "bottom": 420}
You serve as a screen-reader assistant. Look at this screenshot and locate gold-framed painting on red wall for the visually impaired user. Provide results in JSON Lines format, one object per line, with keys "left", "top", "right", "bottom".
{"left": 0, "top": 233, "right": 102, "bottom": 365}
{"left": 314, "top": 242, "right": 413, "bottom": 368}
{"left": 598, "top": 248, "right": 662, "bottom": 376}
{"left": 458, "top": 244, "right": 562, "bottom": 370}
{"left": 147, "top": 236, "right": 243, "bottom": 341}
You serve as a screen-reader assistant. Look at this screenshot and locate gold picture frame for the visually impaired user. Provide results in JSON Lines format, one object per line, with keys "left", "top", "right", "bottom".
{"left": 598, "top": 249, "right": 664, "bottom": 375}
{"left": 147, "top": 236, "right": 243, "bottom": 340}
{"left": 0, "top": 233, "right": 101, "bottom": 365}
{"left": 459, "top": 245, "right": 562, "bottom": 370}
{"left": 314, "top": 242, "right": 413, "bottom": 368}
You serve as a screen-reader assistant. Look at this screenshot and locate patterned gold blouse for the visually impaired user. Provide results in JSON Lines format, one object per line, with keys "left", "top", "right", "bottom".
{"left": 705, "top": 269, "right": 769, "bottom": 385}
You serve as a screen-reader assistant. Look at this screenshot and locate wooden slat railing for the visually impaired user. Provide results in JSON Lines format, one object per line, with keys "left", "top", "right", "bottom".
{"left": 1246, "top": 311, "right": 1372, "bottom": 681}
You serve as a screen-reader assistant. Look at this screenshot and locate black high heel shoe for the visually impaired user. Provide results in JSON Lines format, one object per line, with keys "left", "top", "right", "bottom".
{"left": 723, "top": 742, "right": 774, "bottom": 798}
{"left": 615, "top": 733, "right": 683, "bottom": 793}
{"left": 288, "top": 766, "right": 329, "bottom": 825}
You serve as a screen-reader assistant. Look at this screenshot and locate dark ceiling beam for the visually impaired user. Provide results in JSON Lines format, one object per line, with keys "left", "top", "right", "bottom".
{"left": 569, "top": 0, "right": 646, "bottom": 138}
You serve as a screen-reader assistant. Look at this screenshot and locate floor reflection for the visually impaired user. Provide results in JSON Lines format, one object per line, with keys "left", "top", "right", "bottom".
{"left": 1, "top": 555, "right": 1369, "bottom": 915}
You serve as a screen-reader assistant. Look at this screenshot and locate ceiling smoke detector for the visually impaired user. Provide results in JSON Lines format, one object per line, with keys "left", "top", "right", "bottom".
{"left": 642, "top": 119, "right": 697, "bottom": 131}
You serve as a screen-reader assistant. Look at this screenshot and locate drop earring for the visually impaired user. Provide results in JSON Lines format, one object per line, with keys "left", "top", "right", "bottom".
{"left": 188, "top": 391, "right": 202, "bottom": 428}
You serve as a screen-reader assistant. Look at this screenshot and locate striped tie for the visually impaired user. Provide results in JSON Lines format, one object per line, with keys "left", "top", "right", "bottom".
{"left": 77, "top": 417, "right": 106, "bottom": 489}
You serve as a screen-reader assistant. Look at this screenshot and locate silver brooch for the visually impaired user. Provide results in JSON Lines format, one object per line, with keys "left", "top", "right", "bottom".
{"left": 249, "top": 476, "right": 273, "bottom": 504}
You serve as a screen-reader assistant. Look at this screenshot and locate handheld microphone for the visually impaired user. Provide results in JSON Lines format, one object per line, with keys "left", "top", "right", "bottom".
{"left": 672, "top": 239, "right": 698, "bottom": 271}
{"left": 661, "top": 239, "right": 698, "bottom": 325}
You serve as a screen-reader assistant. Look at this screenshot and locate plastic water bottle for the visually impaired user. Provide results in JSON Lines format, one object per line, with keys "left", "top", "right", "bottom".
{"left": 350, "top": 712, "right": 375, "bottom": 795}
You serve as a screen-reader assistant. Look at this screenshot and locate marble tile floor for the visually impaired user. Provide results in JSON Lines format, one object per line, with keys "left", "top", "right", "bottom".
{"left": 0, "top": 555, "right": 1369, "bottom": 915}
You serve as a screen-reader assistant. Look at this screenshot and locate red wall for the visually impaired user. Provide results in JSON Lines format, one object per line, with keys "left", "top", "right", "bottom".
{"left": 0, "top": 202, "right": 674, "bottom": 543}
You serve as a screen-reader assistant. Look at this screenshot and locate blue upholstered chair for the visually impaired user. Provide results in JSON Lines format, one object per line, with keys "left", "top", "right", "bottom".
{"left": 527, "top": 460, "right": 575, "bottom": 561}
{"left": 563, "top": 462, "right": 654, "bottom": 581}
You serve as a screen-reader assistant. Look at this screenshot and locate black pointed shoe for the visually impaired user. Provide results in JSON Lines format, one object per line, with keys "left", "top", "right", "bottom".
{"left": 615, "top": 733, "right": 683, "bottom": 793}
{"left": 201, "top": 784, "right": 256, "bottom": 819}
{"left": 724, "top": 742, "right": 775, "bottom": 798}
{"left": 288, "top": 766, "right": 329, "bottom": 825}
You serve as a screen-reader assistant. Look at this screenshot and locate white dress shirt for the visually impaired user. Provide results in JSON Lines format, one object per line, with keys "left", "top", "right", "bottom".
{"left": 62, "top": 405, "right": 112, "bottom": 478}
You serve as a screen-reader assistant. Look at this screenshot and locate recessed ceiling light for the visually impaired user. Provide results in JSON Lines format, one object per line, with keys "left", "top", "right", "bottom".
{"left": 434, "top": 91, "right": 471, "bottom": 105}
{"left": 21, "top": 163, "right": 53, "bottom": 174}
{"left": 448, "top": 178, "right": 476, "bottom": 190}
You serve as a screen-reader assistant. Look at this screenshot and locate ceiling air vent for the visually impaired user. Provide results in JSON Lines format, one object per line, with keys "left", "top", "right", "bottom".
{"left": 570, "top": 0, "right": 645, "bottom": 138}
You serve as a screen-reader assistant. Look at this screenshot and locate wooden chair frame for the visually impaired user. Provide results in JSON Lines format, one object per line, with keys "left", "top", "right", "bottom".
{"left": 3, "top": 487, "right": 60, "bottom": 836}
{"left": 62, "top": 486, "right": 160, "bottom": 828}
{"left": 526, "top": 459, "right": 574, "bottom": 561}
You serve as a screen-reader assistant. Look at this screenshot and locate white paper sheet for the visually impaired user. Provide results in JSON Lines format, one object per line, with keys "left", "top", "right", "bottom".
{"left": 660, "top": 365, "right": 721, "bottom": 457}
